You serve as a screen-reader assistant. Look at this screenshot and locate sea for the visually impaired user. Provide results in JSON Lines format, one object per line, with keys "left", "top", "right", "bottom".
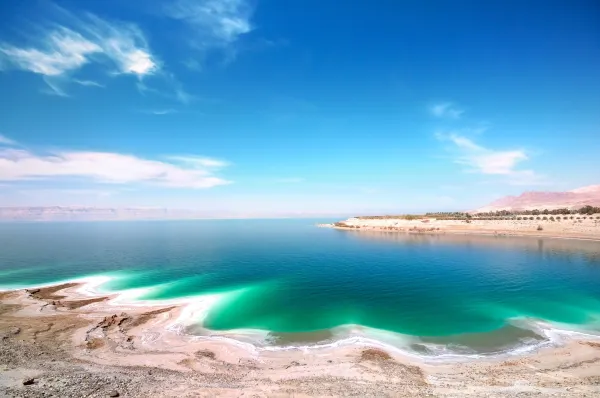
{"left": 1, "top": 219, "right": 600, "bottom": 360}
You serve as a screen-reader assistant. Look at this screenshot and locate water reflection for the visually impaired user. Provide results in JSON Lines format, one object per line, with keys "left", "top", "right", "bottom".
{"left": 338, "top": 230, "right": 600, "bottom": 266}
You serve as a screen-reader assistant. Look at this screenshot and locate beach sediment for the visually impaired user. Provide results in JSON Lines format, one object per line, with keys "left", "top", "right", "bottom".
{"left": 1, "top": 283, "right": 600, "bottom": 397}
{"left": 320, "top": 216, "right": 600, "bottom": 241}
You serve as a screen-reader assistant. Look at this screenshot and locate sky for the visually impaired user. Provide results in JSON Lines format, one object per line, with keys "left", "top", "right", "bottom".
{"left": 0, "top": 0, "right": 599, "bottom": 216}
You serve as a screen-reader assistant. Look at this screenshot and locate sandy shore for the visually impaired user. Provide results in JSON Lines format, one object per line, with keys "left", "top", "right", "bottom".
{"left": 320, "top": 216, "right": 600, "bottom": 241}
{"left": 1, "top": 283, "right": 600, "bottom": 397}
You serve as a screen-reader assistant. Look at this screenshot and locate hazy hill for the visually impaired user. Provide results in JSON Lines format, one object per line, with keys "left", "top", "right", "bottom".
{"left": 0, "top": 207, "right": 207, "bottom": 221}
{"left": 474, "top": 185, "right": 600, "bottom": 212}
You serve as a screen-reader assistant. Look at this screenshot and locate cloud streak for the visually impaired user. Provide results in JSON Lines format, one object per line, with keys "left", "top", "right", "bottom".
{"left": 430, "top": 102, "right": 464, "bottom": 119}
{"left": 166, "top": 0, "right": 253, "bottom": 44}
{"left": 165, "top": 0, "right": 253, "bottom": 65}
{"left": 0, "top": 10, "right": 158, "bottom": 95}
{"left": 143, "top": 109, "right": 178, "bottom": 115}
{"left": 436, "top": 133, "right": 544, "bottom": 185}
{"left": 82, "top": 13, "right": 158, "bottom": 76}
{"left": 0, "top": 28, "right": 101, "bottom": 76}
{"left": 73, "top": 79, "right": 104, "bottom": 88}
{"left": 167, "top": 155, "right": 230, "bottom": 168}
{"left": 0, "top": 134, "right": 17, "bottom": 146}
{"left": 17, "top": 188, "right": 114, "bottom": 198}
{"left": 0, "top": 147, "right": 230, "bottom": 189}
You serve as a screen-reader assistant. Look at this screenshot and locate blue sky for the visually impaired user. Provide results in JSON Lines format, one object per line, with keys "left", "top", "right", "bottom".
{"left": 0, "top": 0, "right": 599, "bottom": 216}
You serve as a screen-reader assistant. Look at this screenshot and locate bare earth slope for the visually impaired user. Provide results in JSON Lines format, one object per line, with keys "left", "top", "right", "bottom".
{"left": 475, "top": 184, "right": 600, "bottom": 213}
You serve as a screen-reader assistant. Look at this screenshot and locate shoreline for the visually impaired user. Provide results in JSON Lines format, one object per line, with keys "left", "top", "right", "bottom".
{"left": 2, "top": 281, "right": 600, "bottom": 396}
{"left": 327, "top": 225, "right": 600, "bottom": 242}
{"left": 3, "top": 278, "right": 600, "bottom": 359}
{"left": 319, "top": 216, "right": 600, "bottom": 242}
{"left": 0, "top": 278, "right": 582, "bottom": 362}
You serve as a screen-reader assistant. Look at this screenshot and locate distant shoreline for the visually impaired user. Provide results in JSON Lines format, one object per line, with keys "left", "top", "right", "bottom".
{"left": 320, "top": 216, "right": 600, "bottom": 242}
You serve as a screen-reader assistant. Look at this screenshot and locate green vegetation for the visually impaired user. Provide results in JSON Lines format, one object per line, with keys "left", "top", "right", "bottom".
{"left": 579, "top": 205, "right": 600, "bottom": 215}
{"left": 356, "top": 215, "right": 423, "bottom": 220}
{"left": 355, "top": 206, "right": 599, "bottom": 222}
{"left": 333, "top": 222, "right": 361, "bottom": 228}
{"left": 424, "top": 212, "right": 470, "bottom": 219}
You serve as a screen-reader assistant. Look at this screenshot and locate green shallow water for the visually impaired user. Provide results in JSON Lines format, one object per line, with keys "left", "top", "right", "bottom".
{"left": 1, "top": 220, "right": 600, "bottom": 354}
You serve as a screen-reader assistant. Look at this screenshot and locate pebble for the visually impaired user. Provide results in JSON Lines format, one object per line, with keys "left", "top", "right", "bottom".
{"left": 23, "top": 377, "right": 35, "bottom": 385}
{"left": 9, "top": 326, "right": 21, "bottom": 335}
{"left": 108, "top": 390, "right": 120, "bottom": 397}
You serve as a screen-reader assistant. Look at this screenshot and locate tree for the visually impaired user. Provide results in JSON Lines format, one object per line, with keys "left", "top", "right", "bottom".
{"left": 578, "top": 205, "right": 599, "bottom": 215}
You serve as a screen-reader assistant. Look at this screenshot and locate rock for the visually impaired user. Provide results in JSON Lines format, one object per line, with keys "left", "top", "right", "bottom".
{"left": 26, "top": 288, "right": 40, "bottom": 294}
{"left": 23, "top": 378, "right": 35, "bottom": 385}
{"left": 285, "top": 361, "right": 300, "bottom": 369}
{"left": 108, "top": 391, "right": 120, "bottom": 397}
{"left": 9, "top": 326, "right": 21, "bottom": 335}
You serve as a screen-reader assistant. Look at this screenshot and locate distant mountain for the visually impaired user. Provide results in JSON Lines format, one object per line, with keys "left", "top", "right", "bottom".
{"left": 474, "top": 185, "right": 600, "bottom": 213}
{"left": 0, "top": 207, "right": 210, "bottom": 221}
{"left": 0, "top": 206, "right": 347, "bottom": 221}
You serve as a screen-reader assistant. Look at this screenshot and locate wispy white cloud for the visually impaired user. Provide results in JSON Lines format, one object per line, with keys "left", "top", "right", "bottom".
{"left": 81, "top": 13, "right": 158, "bottom": 76}
{"left": 17, "top": 188, "right": 114, "bottom": 197}
{"left": 73, "top": 79, "right": 104, "bottom": 88}
{"left": 436, "top": 132, "right": 545, "bottom": 185}
{"left": 0, "top": 148, "right": 231, "bottom": 189}
{"left": 136, "top": 74, "right": 195, "bottom": 105}
{"left": 167, "top": 155, "right": 230, "bottom": 168}
{"left": 0, "top": 27, "right": 101, "bottom": 76}
{"left": 165, "top": 0, "right": 253, "bottom": 64}
{"left": 430, "top": 102, "right": 464, "bottom": 119}
{"left": 0, "top": 134, "right": 18, "bottom": 146}
{"left": 42, "top": 75, "right": 71, "bottom": 96}
{"left": 146, "top": 109, "right": 177, "bottom": 115}
{"left": 0, "top": 10, "right": 158, "bottom": 94}
{"left": 166, "top": 0, "right": 253, "bottom": 44}
{"left": 175, "top": 85, "right": 195, "bottom": 104}
{"left": 442, "top": 134, "right": 527, "bottom": 175}
{"left": 183, "top": 58, "right": 203, "bottom": 71}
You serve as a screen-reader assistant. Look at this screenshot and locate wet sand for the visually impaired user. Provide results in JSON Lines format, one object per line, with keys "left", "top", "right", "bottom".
{"left": 1, "top": 283, "right": 600, "bottom": 397}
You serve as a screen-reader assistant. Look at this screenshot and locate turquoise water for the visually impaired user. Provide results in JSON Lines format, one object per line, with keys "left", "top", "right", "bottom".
{"left": 1, "top": 219, "right": 600, "bottom": 356}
